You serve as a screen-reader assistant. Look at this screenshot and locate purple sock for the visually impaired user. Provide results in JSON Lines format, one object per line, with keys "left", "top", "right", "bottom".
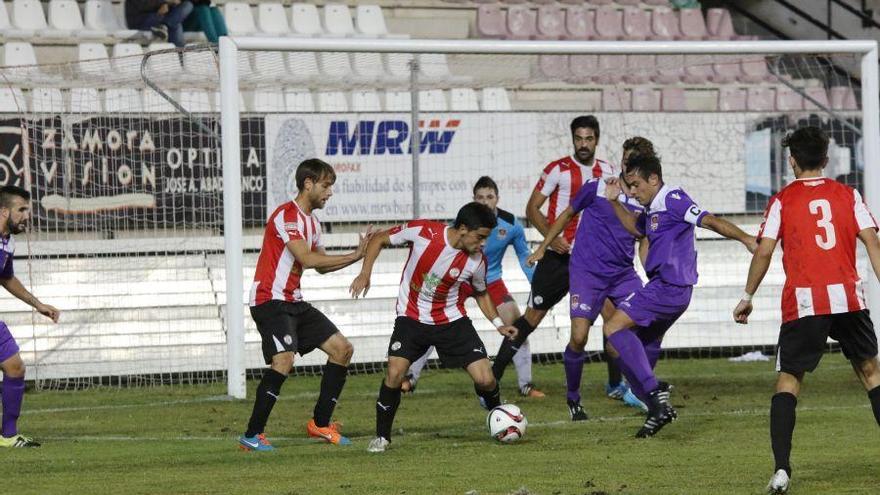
{"left": 2, "top": 375, "right": 24, "bottom": 437}
{"left": 563, "top": 345, "right": 586, "bottom": 403}
{"left": 613, "top": 357, "right": 649, "bottom": 404}
{"left": 607, "top": 330, "right": 658, "bottom": 395}
{"left": 644, "top": 339, "right": 661, "bottom": 370}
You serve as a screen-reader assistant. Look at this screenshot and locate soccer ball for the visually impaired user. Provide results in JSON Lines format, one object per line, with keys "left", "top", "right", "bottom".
{"left": 487, "top": 404, "right": 527, "bottom": 443}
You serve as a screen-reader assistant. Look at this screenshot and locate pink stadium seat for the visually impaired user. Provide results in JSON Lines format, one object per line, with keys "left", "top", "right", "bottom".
{"left": 616, "top": 0, "right": 641, "bottom": 5}
{"left": 622, "top": 7, "right": 651, "bottom": 40}
{"left": 650, "top": 7, "right": 681, "bottom": 40}
{"left": 643, "top": 0, "right": 670, "bottom": 4}
{"left": 538, "top": 54, "right": 570, "bottom": 79}
{"left": 594, "top": 55, "right": 626, "bottom": 85}
{"left": 602, "top": 88, "right": 631, "bottom": 111}
{"left": 594, "top": 6, "right": 623, "bottom": 40}
{"left": 747, "top": 86, "right": 776, "bottom": 111}
{"left": 681, "top": 54, "right": 714, "bottom": 84}
{"left": 587, "top": 0, "right": 613, "bottom": 5}
{"left": 661, "top": 87, "right": 687, "bottom": 111}
{"left": 679, "top": 8, "right": 708, "bottom": 40}
{"left": 506, "top": 5, "right": 537, "bottom": 40}
{"left": 536, "top": 4, "right": 565, "bottom": 40}
{"left": 739, "top": 56, "right": 771, "bottom": 83}
{"left": 476, "top": 5, "right": 507, "bottom": 39}
{"left": 564, "top": 6, "right": 596, "bottom": 40}
{"left": 829, "top": 86, "right": 858, "bottom": 110}
{"left": 568, "top": 54, "right": 599, "bottom": 83}
{"left": 803, "top": 86, "right": 830, "bottom": 110}
{"left": 718, "top": 86, "right": 747, "bottom": 111}
{"left": 622, "top": 55, "right": 654, "bottom": 84}
{"left": 652, "top": 54, "right": 684, "bottom": 84}
{"left": 706, "top": 8, "right": 737, "bottom": 40}
{"left": 711, "top": 55, "right": 742, "bottom": 84}
{"left": 775, "top": 86, "right": 804, "bottom": 111}
{"left": 632, "top": 87, "right": 660, "bottom": 111}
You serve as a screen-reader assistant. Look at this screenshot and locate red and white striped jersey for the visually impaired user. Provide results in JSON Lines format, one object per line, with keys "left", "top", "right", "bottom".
{"left": 388, "top": 220, "right": 488, "bottom": 325}
{"left": 757, "top": 177, "right": 878, "bottom": 323}
{"left": 534, "top": 156, "right": 611, "bottom": 247}
{"left": 250, "top": 201, "right": 323, "bottom": 306}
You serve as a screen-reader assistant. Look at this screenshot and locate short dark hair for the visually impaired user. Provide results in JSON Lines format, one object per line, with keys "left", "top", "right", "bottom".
{"left": 472, "top": 176, "right": 498, "bottom": 196}
{"left": 570, "top": 115, "right": 600, "bottom": 139}
{"left": 782, "top": 127, "right": 829, "bottom": 171}
{"left": 0, "top": 185, "right": 30, "bottom": 209}
{"left": 295, "top": 159, "right": 336, "bottom": 190}
{"left": 453, "top": 202, "right": 497, "bottom": 230}
{"left": 625, "top": 153, "right": 663, "bottom": 182}
{"left": 622, "top": 136, "right": 655, "bottom": 165}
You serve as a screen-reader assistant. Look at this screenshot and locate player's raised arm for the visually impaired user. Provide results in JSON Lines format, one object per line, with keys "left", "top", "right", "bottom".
{"left": 349, "top": 229, "right": 392, "bottom": 299}
{"left": 604, "top": 178, "right": 644, "bottom": 238}
{"left": 527, "top": 206, "right": 575, "bottom": 266}
{"left": 699, "top": 214, "right": 757, "bottom": 253}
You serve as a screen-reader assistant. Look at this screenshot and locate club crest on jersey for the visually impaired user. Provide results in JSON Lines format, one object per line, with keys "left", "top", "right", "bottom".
{"left": 570, "top": 294, "right": 579, "bottom": 309}
{"left": 650, "top": 214, "right": 660, "bottom": 231}
{"left": 283, "top": 335, "right": 293, "bottom": 345}
{"left": 390, "top": 341, "right": 402, "bottom": 351}
{"left": 496, "top": 228, "right": 507, "bottom": 240}
{"left": 449, "top": 267, "right": 461, "bottom": 278}
{"left": 413, "top": 273, "right": 443, "bottom": 295}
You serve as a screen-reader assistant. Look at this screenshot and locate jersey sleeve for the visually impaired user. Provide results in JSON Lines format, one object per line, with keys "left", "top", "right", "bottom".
{"left": 274, "top": 208, "right": 305, "bottom": 243}
{"left": 535, "top": 162, "right": 561, "bottom": 197}
{"left": 757, "top": 197, "right": 782, "bottom": 241}
{"left": 511, "top": 222, "right": 535, "bottom": 283}
{"left": 470, "top": 256, "right": 488, "bottom": 293}
{"left": 666, "top": 190, "right": 710, "bottom": 226}
{"left": 0, "top": 254, "right": 13, "bottom": 279}
{"left": 313, "top": 219, "right": 324, "bottom": 248}
{"left": 570, "top": 179, "right": 598, "bottom": 213}
{"left": 635, "top": 210, "right": 647, "bottom": 236}
{"left": 853, "top": 189, "right": 878, "bottom": 232}
{"left": 387, "top": 220, "right": 423, "bottom": 245}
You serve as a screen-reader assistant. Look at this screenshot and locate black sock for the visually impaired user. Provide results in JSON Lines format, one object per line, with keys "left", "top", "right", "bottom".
{"left": 376, "top": 381, "right": 402, "bottom": 441}
{"left": 313, "top": 362, "right": 348, "bottom": 427}
{"left": 603, "top": 334, "right": 622, "bottom": 385}
{"left": 868, "top": 385, "right": 880, "bottom": 426}
{"left": 475, "top": 382, "right": 501, "bottom": 409}
{"left": 492, "top": 316, "right": 535, "bottom": 380}
{"left": 770, "top": 392, "right": 797, "bottom": 476}
{"left": 245, "top": 369, "right": 287, "bottom": 437}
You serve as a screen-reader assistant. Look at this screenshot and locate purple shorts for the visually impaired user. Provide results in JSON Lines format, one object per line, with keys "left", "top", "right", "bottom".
{"left": 568, "top": 267, "right": 644, "bottom": 322}
{"left": 618, "top": 277, "right": 692, "bottom": 335}
{"left": 0, "top": 321, "right": 19, "bottom": 363}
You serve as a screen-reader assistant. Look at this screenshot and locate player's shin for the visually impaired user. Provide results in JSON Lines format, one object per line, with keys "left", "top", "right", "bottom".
{"left": 614, "top": 357, "right": 648, "bottom": 403}
{"left": 0, "top": 375, "right": 24, "bottom": 437}
{"left": 376, "top": 382, "right": 402, "bottom": 441}
{"left": 313, "top": 362, "right": 348, "bottom": 427}
{"left": 607, "top": 329, "right": 659, "bottom": 396}
{"left": 245, "top": 369, "right": 287, "bottom": 437}
{"left": 868, "top": 386, "right": 880, "bottom": 426}
{"left": 770, "top": 392, "right": 797, "bottom": 476}
{"left": 563, "top": 345, "right": 586, "bottom": 403}
{"left": 475, "top": 382, "right": 501, "bottom": 410}
{"left": 492, "top": 317, "right": 535, "bottom": 380}
{"left": 603, "top": 335, "right": 622, "bottom": 385}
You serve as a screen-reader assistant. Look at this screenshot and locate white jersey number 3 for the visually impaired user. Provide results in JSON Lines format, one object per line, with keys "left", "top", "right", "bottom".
{"left": 808, "top": 199, "right": 836, "bottom": 250}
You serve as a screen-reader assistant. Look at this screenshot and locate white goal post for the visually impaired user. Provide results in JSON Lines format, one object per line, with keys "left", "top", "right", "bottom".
{"left": 219, "top": 37, "right": 880, "bottom": 399}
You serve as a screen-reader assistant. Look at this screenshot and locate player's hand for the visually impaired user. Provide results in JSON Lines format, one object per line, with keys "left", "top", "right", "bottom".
{"left": 350, "top": 272, "right": 371, "bottom": 299}
{"left": 744, "top": 235, "right": 758, "bottom": 254}
{"left": 35, "top": 303, "right": 60, "bottom": 323}
{"left": 526, "top": 246, "right": 545, "bottom": 266}
{"left": 605, "top": 178, "right": 622, "bottom": 201}
{"left": 549, "top": 236, "right": 571, "bottom": 254}
{"left": 497, "top": 325, "right": 518, "bottom": 340}
{"left": 354, "top": 224, "right": 375, "bottom": 259}
{"left": 733, "top": 299, "right": 753, "bottom": 324}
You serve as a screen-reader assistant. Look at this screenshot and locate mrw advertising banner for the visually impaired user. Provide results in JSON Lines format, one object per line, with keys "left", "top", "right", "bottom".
{"left": 265, "top": 112, "right": 748, "bottom": 223}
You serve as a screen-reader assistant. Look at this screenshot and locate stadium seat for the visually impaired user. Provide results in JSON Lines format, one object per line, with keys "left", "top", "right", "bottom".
{"left": 568, "top": 54, "right": 599, "bottom": 83}
{"left": 355, "top": 5, "right": 402, "bottom": 38}
{"left": 318, "top": 52, "right": 354, "bottom": 80}
{"left": 252, "top": 90, "right": 286, "bottom": 112}
{"left": 419, "top": 89, "right": 448, "bottom": 111}
{"left": 829, "top": 86, "right": 857, "bottom": 110}
{"left": 69, "top": 87, "right": 101, "bottom": 112}
{"left": 652, "top": 54, "right": 685, "bottom": 84}
{"left": 144, "top": 43, "right": 181, "bottom": 83}
{"left": 593, "top": 55, "right": 626, "bottom": 84}
{"left": 183, "top": 49, "right": 219, "bottom": 79}
{"left": 84, "top": 0, "right": 136, "bottom": 39}
{"left": 30, "top": 87, "right": 63, "bottom": 112}
{"left": 711, "top": 55, "right": 742, "bottom": 84}
{"left": 739, "top": 56, "right": 771, "bottom": 83}
{"left": 384, "top": 90, "right": 411, "bottom": 111}
{"left": 476, "top": 4, "right": 507, "bottom": 39}
{"left": 224, "top": 2, "right": 259, "bottom": 36}
{"left": 49, "top": 0, "right": 104, "bottom": 39}
{"left": 109, "top": 42, "right": 144, "bottom": 79}
{"left": 419, "top": 53, "right": 468, "bottom": 84}
{"left": 803, "top": 86, "right": 830, "bottom": 110}
{"left": 2, "top": 42, "right": 59, "bottom": 84}
{"left": 775, "top": 86, "right": 804, "bottom": 111}
{"left": 77, "top": 42, "right": 112, "bottom": 77}
{"left": 622, "top": 7, "right": 651, "bottom": 40}
{"left": 615, "top": 0, "right": 641, "bottom": 5}
{"left": 506, "top": 5, "right": 537, "bottom": 40}
{"left": 352, "top": 52, "right": 391, "bottom": 83}
{"left": 252, "top": 51, "right": 289, "bottom": 82}
{"left": 632, "top": 87, "right": 660, "bottom": 111}
{"left": 602, "top": 88, "right": 631, "bottom": 111}
{"left": 661, "top": 87, "right": 687, "bottom": 111}
{"left": 564, "top": 6, "right": 596, "bottom": 40}
{"left": 290, "top": 3, "right": 323, "bottom": 37}
{"left": 706, "top": 8, "right": 738, "bottom": 40}
{"left": 317, "top": 91, "right": 348, "bottom": 112}
{"left": 257, "top": 3, "right": 293, "bottom": 36}
{"left": 622, "top": 55, "right": 654, "bottom": 84}
{"left": 104, "top": 88, "right": 143, "bottom": 113}
{"left": 480, "top": 87, "right": 511, "bottom": 111}
{"left": 649, "top": 7, "right": 681, "bottom": 40}
{"left": 746, "top": 86, "right": 775, "bottom": 111}
{"left": 587, "top": 0, "right": 613, "bottom": 5}
{"left": 535, "top": 4, "right": 565, "bottom": 40}
{"left": 0, "top": 87, "right": 26, "bottom": 112}
{"left": 678, "top": 8, "right": 709, "bottom": 40}
{"left": 179, "top": 90, "right": 212, "bottom": 112}
{"left": 594, "top": 6, "right": 623, "bottom": 40}
{"left": 351, "top": 90, "right": 382, "bottom": 112}
{"left": 449, "top": 88, "right": 479, "bottom": 111}
{"left": 643, "top": 0, "right": 670, "bottom": 4}
{"left": 142, "top": 88, "right": 177, "bottom": 113}
{"left": 284, "top": 89, "right": 315, "bottom": 112}
{"left": 681, "top": 54, "right": 714, "bottom": 84}
{"left": 286, "top": 51, "right": 321, "bottom": 84}
{"left": 538, "top": 54, "right": 570, "bottom": 79}
{"left": 213, "top": 91, "right": 248, "bottom": 112}
{"left": 11, "top": 0, "right": 58, "bottom": 37}
{"left": 323, "top": 4, "right": 356, "bottom": 37}
{"left": 718, "top": 86, "right": 747, "bottom": 111}
{"left": 0, "top": 1, "right": 34, "bottom": 39}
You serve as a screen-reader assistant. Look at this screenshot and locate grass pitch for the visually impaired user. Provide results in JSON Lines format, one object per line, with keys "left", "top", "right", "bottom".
{"left": 5, "top": 357, "right": 878, "bottom": 494}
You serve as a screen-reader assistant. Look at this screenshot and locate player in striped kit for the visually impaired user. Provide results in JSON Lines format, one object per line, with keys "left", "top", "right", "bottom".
{"left": 351, "top": 202, "right": 518, "bottom": 453}
{"left": 732, "top": 127, "right": 880, "bottom": 494}
{"left": 239, "top": 159, "right": 373, "bottom": 451}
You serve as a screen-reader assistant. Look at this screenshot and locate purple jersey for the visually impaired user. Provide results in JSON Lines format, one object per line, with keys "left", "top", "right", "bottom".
{"left": 570, "top": 178, "right": 643, "bottom": 277}
{"left": 0, "top": 235, "right": 14, "bottom": 279}
{"left": 636, "top": 184, "right": 708, "bottom": 286}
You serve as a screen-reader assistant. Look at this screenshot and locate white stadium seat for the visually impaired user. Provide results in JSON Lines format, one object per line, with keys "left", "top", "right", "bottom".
{"left": 317, "top": 92, "right": 348, "bottom": 112}
{"left": 224, "top": 2, "right": 259, "bottom": 36}
{"left": 322, "top": 3, "right": 355, "bottom": 37}
{"left": 84, "top": 0, "right": 137, "bottom": 39}
{"left": 0, "top": 1, "right": 35, "bottom": 39}
{"left": 142, "top": 88, "right": 177, "bottom": 113}
{"left": 30, "top": 87, "right": 65, "bottom": 113}
{"left": 290, "top": 3, "right": 323, "bottom": 36}
{"left": 49, "top": 0, "right": 104, "bottom": 39}
{"left": 257, "top": 3, "right": 292, "bottom": 36}
{"left": 103, "top": 88, "right": 143, "bottom": 113}
{"left": 69, "top": 87, "right": 102, "bottom": 112}
{"left": 384, "top": 90, "right": 411, "bottom": 111}
{"left": 351, "top": 90, "right": 382, "bottom": 112}
{"left": 284, "top": 89, "right": 315, "bottom": 112}
{"left": 77, "top": 42, "right": 112, "bottom": 77}
{"left": 0, "top": 87, "right": 27, "bottom": 112}
{"left": 179, "top": 90, "right": 213, "bottom": 113}
{"left": 450, "top": 88, "right": 479, "bottom": 111}
{"left": 419, "top": 89, "right": 448, "bottom": 111}
{"left": 252, "top": 90, "right": 285, "bottom": 112}
{"left": 480, "top": 87, "right": 512, "bottom": 111}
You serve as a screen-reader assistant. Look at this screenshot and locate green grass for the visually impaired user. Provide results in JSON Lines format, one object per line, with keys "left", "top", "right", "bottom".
{"left": 5, "top": 357, "right": 878, "bottom": 495}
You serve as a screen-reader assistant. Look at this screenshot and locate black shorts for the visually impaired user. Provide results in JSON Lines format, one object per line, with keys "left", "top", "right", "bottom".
{"left": 528, "top": 250, "right": 570, "bottom": 311}
{"left": 250, "top": 300, "right": 340, "bottom": 364}
{"left": 776, "top": 310, "right": 878, "bottom": 374}
{"left": 388, "top": 316, "right": 488, "bottom": 369}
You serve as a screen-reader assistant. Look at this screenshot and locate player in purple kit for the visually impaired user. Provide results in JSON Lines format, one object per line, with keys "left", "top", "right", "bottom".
{"left": 603, "top": 153, "right": 755, "bottom": 437}
{"left": 528, "top": 138, "right": 653, "bottom": 419}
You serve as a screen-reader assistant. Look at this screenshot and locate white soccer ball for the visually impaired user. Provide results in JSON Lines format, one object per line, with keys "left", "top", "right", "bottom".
{"left": 487, "top": 404, "right": 527, "bottom": 443}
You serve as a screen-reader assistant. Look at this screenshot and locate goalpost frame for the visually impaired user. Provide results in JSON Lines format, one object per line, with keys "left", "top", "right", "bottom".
{"left": 219, "top": 36, "right": 880, "bottom": 399}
